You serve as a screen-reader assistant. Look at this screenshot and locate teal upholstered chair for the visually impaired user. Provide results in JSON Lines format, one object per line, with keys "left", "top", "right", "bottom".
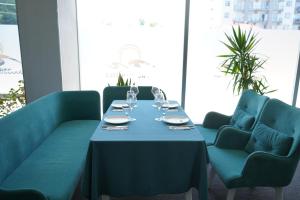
{"left": 208, "top": 99, "right": 300, "bottom": 200}
{"left": 103, "top": 86, "right": 166, "bottom": 113}
{"left": 196, "top": 90, "right": 269, "bottom": 145}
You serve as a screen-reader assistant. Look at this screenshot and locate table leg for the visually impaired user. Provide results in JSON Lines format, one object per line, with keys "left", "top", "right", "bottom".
{"left": 101, "top": 195, "right": 110, "bottom": 200}
{"left": 185, "top": 188, "right": 193, "bottom": 200}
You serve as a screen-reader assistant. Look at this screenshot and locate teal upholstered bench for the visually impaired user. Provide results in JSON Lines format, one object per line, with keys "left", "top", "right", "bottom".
{"left": 0, "top": 91, "right": 101, "bottom": 200}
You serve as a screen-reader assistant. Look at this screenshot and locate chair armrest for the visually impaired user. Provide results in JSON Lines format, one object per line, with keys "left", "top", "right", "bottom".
{"left": 0, "top": 189, "right": 46, "bottom": 200}
{"left": 202, "top": 111, "right": 232, "bottom": 129}
{"left": 215, "top": 126, "right": 251, "bottom": 149}
{"left": 241, "top": 152, "right": 293, "bottom": 186}
{"left": 61, "top": 91, "right": 101, "bottom": 120}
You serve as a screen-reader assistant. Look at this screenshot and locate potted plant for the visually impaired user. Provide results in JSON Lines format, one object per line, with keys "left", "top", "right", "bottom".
{"left": 218, "top": 26, "right": 275, "bottom": 95}
{"left": 116, "top": 73, "right": 132, "bottom": 86}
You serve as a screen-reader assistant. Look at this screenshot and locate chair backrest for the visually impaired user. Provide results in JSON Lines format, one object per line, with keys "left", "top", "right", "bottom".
{"left": 258, "top": 99, "right": 300, "bottom": 159}
{"left": 253, "top": 99, "right": 300, "bottom": 184}
{"left": 102, "top": 86, "right": 166, "bottom": 113}
{"left": 231, "top": 90, "right": 269, "bottom": 131}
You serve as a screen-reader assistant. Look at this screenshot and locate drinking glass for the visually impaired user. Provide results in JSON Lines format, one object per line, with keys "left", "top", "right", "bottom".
{"left": 161, "top": 99, "right": 169, "bottom": 116}
{"left": 130, "top": 84, "right": 139, "bottom": 96}
{"left": 126, "top": 91, "right": 135, "bottom": 111}
{"left": 126, "top": 91, "right": 136, "bottom": 120}
{"left": 151, "top": 86, "right": 159, "bottom": 97}
{"left": 154, "top": 91, "right": 165, "bottom": 121}
{"left": 151, "top": 86, "right": 160, "bottom": 107}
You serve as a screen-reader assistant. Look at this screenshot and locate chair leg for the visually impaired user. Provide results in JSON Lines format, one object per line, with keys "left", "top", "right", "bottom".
{"left": 101, "top": 195, "right": 110, "bottom": 200}
{"left": 275, "top": 187, "right": 283, "bottom": 200}
{"left": 184, "top": 188, "right": 193, "bottom": 200}
{"left": 226, "top": 189, "right": 236, "bottom": 200}
{"left": 208, "top": 166, "right": 216, "bottom": 188}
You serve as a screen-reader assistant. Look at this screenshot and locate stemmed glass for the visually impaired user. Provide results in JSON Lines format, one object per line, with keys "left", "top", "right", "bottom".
{"left": 154, "top": 91, "right": 165, "bottom": 121}
{"left": 130, "top": 84, "right": 139, "bottom": 107}
{"left": 151, "top": 86, "right": 159, "bottom": 98}
{"left": 161, "top": 99, "right": 169, "bottom": 116}
{"left": 126, "top": 91, "right": 136, "bottom": 121}
{"left": 151, "top": 86, "right": 160, "bottom": 107}
{"left": 130, "top": 84, "right": 139, "bottom": 96}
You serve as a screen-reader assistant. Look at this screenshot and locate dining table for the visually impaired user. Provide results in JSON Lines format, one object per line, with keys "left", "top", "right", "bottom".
{"left": 82, "top": 100, "right": 208, "bottom": 200}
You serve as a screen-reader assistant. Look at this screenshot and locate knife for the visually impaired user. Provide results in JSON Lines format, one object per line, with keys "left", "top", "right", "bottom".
{"left": 168, "top": 125, "right": 195, "bottom": 130}
{"left": 102, "top": 125, "right": 128, "bottom": 130}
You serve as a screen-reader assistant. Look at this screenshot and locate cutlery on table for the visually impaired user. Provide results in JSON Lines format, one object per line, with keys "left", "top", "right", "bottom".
{"left": 168, "top": 125, "right": 195, "bottom": 130}
{"left": 102, "top": 125, "right": 128, "bottom": 130}
{"left": 112, "top": 108, "right": 124, "bottom": 112}
{"left": 165, "top": 107, "right": 179, "bottom": 112}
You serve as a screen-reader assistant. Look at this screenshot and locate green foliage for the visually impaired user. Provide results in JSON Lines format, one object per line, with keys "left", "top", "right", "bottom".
{"left": 218, "top": 26, "right": 275, "bottom": 95}
{"left": 0, "top": 80, "right": 26, "bottom": 117}
{"left": 116, "top": 73, "right": 132, "bottom": 86}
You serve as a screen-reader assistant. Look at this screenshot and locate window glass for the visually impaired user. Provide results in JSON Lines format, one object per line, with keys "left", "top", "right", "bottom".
{"left": 186, "top": 0, "right": 300, "bottom": 123}
{"left": 77, "top": 0, "right": 185, "bottom": 102}
{"left": 0, "top": 0, "right": 25, "bottom": 117}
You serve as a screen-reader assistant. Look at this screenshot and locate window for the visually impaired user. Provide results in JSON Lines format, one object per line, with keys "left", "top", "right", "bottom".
{"left": 0, "top": 0, "right": 25, "bottom": 117}
{"left": 76, "top": 0, "right": 300, "bottom": 123}
{"left": 77, "top": 0, "right": 185, "bottom": 102}
{"left": 186, "top": 0, "right": 300, "bottom": 123}
{"left": 286, "top": 1, "right": 292, "bottom": 7}
{"left": 285, "top": 13, "right": 291, "bottom": 18}
{"left": 225, "top": 1, "right": 230, "bottom": 7}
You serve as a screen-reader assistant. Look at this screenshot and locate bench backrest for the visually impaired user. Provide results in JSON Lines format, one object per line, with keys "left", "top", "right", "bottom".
{"left": 0, "top": 91, "right": 101, "bottom": 184}
{"left": 0, "top": 93, "right": 64, "bottom": 183}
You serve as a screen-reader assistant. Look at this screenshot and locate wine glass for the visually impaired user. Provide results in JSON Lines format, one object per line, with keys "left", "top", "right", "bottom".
{"left": 151, "top": 86, "right": 160, "bottom": 107}
{"left": 126, "top": 91, "right": 136, "bottom": 120}
{"left": 132, "top": 92, "right": 137, "bottom": 108}
{"left": 154, "top": 91, "right": 165, "bottom": 121}
{"left": 130, "top": 84, "right": 139, "bottom": 96}
{"left": 161, "top": 99, "right": 169, "bottom": 116}
{"left": 151, "top": 86, "right": 159, "bottom": 98}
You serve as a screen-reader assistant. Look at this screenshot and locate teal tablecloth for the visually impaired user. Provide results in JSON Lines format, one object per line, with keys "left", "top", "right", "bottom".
{"left": 82, "top": 100, "right": 207, "bottom": 200}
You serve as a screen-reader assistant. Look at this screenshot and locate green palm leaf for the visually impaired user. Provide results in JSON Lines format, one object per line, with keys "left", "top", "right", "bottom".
{"left": 217, "top": 25, "right": 275, "bottom": 95}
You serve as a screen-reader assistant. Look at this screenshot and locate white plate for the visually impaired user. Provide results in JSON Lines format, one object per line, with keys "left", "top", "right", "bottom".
{"left": 161, "top": 115, "right": 189, "bottom": 125}
{"left": 111, "top": 102, "right": 128, "bottom": 108}
{"left": 162, "top": 102, "right": 179, "bottom": 108}
{"left": 104, "top": 116, "right": 130, "bottom": 124}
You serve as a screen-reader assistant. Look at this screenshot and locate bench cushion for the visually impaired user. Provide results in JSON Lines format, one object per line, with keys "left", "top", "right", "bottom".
{"left": 0, "top": 120, "right": 98, "bottom": 200}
